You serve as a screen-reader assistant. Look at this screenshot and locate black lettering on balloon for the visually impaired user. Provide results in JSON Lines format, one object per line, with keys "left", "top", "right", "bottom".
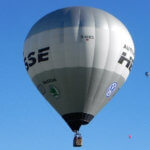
{"left": 118, "top": 52, "right": 133, "bottom": 71}
{"left": 38, "top": 47, "right": 49, "bottom": 63}
{"left": 129, "top": 57, "right": 133, "bottom": 71}
{"left": 24, "top": 57, "right": 29, "bottom": 71}
{"left": 24, "top": 46, "right": 50, "bottom": 72}
{"left": 28, "top": 52, "right": 36, "bottom": 67}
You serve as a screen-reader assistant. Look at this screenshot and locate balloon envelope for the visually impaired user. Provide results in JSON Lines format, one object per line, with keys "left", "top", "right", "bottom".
{"left": 23, "top": 7, "right": 135, "bottom": 131}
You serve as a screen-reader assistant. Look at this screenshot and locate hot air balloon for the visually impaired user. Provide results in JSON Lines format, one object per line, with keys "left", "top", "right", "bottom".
{"left": 145, "top": 72, "right": 150, "bottom": 77}
{"left": 23, "top": 7, "right": 135, "bottom": 147}
{"left": 128, "top": 135, "right": 132, "bottom": 139}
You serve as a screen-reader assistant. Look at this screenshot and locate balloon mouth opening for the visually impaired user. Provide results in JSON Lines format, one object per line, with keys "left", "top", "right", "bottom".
{"left": 62, "top": 112, "right": 94, "bottom": 131}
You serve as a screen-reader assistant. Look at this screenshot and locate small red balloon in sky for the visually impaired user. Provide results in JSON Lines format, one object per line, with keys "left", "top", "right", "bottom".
{"left": 128, "top": 135, "right": 132, "bottom": 139}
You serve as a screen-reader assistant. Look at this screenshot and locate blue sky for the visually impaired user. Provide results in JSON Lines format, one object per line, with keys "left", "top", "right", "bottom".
{"left": 1, "top": 0, "right": 150, "bottom": 150}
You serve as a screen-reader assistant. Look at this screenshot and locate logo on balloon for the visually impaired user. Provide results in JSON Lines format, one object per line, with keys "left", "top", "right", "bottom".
{"left": 81, "top": 35, "right": 94, "bottom": 41}
{"left": 106, "top": 82, "right": 118, "bottom": 98}
{"left": 49, "top": 85, "right": 60, "bottom": 99}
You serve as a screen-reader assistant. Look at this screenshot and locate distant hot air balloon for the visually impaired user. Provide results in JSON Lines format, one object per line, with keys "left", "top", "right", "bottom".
{"left": 128, "top": 135, "right": 132, "bottom": 139}
{"left": 145, "top": 72, "right": 150, "bottom": 77}
{"left": 23, "top": 7, "right": 135, "bottom": 147}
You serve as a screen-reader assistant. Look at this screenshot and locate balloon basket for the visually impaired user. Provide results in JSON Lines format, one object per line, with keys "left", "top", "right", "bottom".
{"left": 73, "top": 132, "right": 82, "bottom": 147}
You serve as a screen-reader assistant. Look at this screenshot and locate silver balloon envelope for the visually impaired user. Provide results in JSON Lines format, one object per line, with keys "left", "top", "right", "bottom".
{"left": 23, "top": 7, "right": 135, "bottom": 131}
